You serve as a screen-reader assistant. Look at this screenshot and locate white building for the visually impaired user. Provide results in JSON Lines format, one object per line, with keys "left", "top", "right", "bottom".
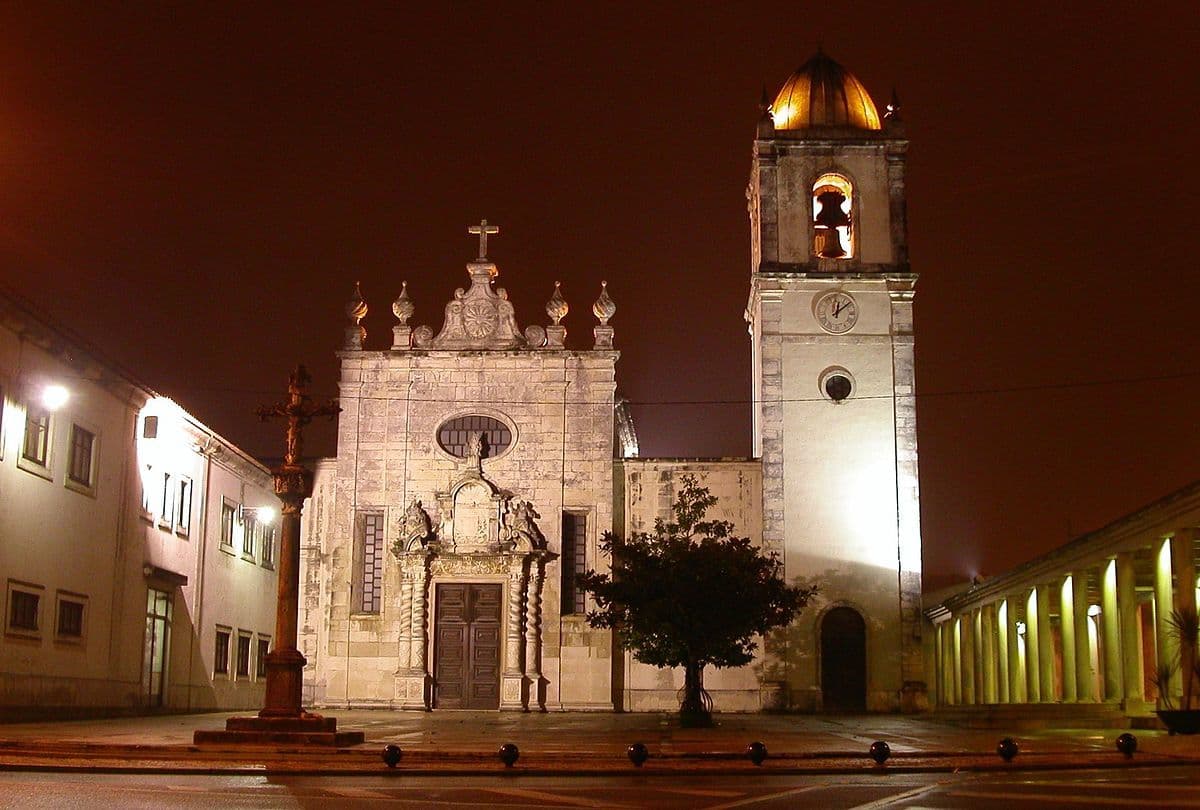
{"left": 301, "top": 51, "right": 926, "bottom": 713}
{"left": 0, "top": 286, "right": 280, "bottom": 716}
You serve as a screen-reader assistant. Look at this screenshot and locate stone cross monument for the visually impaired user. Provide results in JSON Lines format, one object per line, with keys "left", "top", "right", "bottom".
{"left": 194, "top": 366, "right": 364, "bottom": 746}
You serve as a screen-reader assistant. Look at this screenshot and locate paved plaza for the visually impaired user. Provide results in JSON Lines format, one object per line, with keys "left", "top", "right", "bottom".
{"left": 0, "top": 711, "right": 1195, "bottom": 775}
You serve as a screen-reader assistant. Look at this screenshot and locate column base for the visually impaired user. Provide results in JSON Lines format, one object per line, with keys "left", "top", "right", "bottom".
{"left": 396, "top": 671, "right": 431, "bottom": 710}
{"left": 193, "top": 713, "right": 365, "bottom": 746}
{"left": 500, "top": 673, "right": 526, "bottom": 710}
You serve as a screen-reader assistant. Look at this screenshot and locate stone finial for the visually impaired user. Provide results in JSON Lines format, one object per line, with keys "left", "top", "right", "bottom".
{"left": 593, "top": 280, "right": 615, "bottom": 349}
{"left": 344, "top": 281, "right": 367, "bottom": 350}
{"left": 545, "top": 281, "right": 568, "bottom": 325}
{"left": 592, "top": 280, "right": 616, "bottom": 325}
{"left": 545, "top": 281, "right": 567, "bottom": 349}
{"left": 757, "top": 84, "right": 775, "bottom": 138}
{"left": 391, "top": 281, "right": 415, "bottom": 350}
{"left": 392, "top": 281, "right": 414, "bottom": 324}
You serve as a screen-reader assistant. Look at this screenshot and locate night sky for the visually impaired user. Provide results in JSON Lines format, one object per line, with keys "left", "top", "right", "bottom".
{"left": 2, "top": 4, "right": 1197, "bottom": 590}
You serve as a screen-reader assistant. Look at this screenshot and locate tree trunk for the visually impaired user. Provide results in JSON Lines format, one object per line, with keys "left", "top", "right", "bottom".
{"left": 679, "top": 660, "right": 712, "bottom": 727}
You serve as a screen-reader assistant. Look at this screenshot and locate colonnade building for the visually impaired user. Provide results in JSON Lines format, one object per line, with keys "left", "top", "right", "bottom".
{"left": 924, "top": 483, "right": 1200, "bottom": 722}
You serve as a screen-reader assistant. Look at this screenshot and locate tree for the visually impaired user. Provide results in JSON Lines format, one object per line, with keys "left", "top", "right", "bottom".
{"left": 578, "top": 475, "right": 816, "bottom": 725}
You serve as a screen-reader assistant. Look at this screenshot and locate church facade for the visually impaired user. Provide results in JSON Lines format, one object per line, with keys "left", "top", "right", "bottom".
{"left": 300, "top": 52, "right": 926, "bottom": 713}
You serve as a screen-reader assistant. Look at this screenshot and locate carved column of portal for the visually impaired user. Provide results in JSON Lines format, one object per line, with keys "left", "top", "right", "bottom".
{"left": 524, "top": 556, "right": 546, "bottom": 711}
{"left": 393, "top": 562, "right": 414, "bottom": 703}
{"left": 500, "top": 559, "right": 528, "bottom": 710}
{"left": 398, "top": 553, "right": 431, "bottom": 710}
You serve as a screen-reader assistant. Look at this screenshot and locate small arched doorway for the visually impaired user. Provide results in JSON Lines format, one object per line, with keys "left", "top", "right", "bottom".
{"left": 821, "top": 606, "right": 867, "bottom": 711}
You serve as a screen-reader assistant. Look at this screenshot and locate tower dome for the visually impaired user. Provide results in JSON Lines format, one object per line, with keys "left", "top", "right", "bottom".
{"left": 771, "top": 51, "right": 881, "bottom": 131}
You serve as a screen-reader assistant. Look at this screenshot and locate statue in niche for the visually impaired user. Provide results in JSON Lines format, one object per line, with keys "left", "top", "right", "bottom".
{"left": 814, "top": 188, "right": 851, "bottom": 258}
{"left": 502, "top": 498, "right": 544, "bottom": 552}
{"left": 465, "top": 431, "right": 486, "bottom": 474}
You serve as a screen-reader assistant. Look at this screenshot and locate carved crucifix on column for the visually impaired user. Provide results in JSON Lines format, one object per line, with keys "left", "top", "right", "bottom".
{"left": 194, "top": 365, "right": 360, "bottom": 745}
{"left": 468, "top": 219, "right": 500, "bottom": 260}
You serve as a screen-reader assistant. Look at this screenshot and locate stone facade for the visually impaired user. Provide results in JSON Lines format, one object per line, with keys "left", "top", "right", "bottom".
{"left": 302, "top": 53, "right": 927, "bottom": 714}
{"left": 302, "top": 258, "right": 618, "bottom": 710}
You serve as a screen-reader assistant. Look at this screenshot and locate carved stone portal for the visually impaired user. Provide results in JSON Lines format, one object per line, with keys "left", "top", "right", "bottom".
{"left": 394, "top": 467, "right": 554, "bottom": 711}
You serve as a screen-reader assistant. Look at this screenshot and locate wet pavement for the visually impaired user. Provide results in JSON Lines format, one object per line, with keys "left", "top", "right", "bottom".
{"left": 0, "top": 710, "right": 1195, "bottom": 775}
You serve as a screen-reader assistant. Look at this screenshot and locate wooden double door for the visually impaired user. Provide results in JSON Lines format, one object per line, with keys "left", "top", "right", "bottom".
{"left": 433, "top": 583, "right": 502, "bottom": 709}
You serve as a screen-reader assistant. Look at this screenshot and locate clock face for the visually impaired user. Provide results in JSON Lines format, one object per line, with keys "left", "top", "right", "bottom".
{"left": 814, "top": 291, "right": 858, "bottom": 334}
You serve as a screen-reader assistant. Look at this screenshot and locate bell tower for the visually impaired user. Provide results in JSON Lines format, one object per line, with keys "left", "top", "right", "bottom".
{"left": 746, "top": 52, "right": 924, "bottom": 711}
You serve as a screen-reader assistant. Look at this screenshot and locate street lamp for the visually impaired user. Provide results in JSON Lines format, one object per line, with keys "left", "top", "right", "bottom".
{"left": 41, "top": 384, "right": 69, "bottom": 411}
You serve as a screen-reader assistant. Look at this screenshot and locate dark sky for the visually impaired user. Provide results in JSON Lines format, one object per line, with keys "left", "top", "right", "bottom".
{"left": 2, "top": 4, "right": 1198, "bottom": 590}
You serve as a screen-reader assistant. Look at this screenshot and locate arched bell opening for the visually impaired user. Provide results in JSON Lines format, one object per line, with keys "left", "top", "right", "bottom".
{"left": 812, "top": 173, "right": 854, "bottom": 259}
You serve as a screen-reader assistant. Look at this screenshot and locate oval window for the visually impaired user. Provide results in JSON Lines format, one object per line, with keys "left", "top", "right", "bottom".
{"left": 436, "top": 415, "right": 513, "bottom": 459}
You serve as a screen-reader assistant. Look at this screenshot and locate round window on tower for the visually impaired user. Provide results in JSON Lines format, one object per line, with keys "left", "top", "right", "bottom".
{"left": 818, "top": 367, "right": 855, "bottom": 403}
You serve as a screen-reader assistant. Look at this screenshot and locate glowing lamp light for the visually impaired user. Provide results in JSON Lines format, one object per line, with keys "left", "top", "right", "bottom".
{"left": 1087, "top": 604, "right": 1102, "bottom": 617}
{"left": 241, "top": 505, "right": 277, "bottom": 525}
{"left": 42, "top": 384, "right": 70, "bottom": 411}
{"left": 1016, "top": 621, "right": 1027, "bottom": 637}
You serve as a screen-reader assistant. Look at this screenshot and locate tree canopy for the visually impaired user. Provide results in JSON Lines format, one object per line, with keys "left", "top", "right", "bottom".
{"left": 578, "top": 475, "right": 815, "bottom": 721}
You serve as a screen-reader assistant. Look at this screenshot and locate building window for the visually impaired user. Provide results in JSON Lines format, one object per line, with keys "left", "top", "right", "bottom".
{"left": 561, "top": 512, "right": 588, "bottom": 615}
{"left": 436, "top": 414, "right": 513, "bottom": 459}
{"left": 261, "top": 525, "right": 275, "bottom": 568}
{"left": 256, "top": 637, "right": 270, "bottom": 678}
{"left": 236, "top": 632, "right": 252, "bottom": 678}
{"left": 175, "top": 477, "right": 192, "bottom": 536}
{"left": 356, "top": 512, "right": 384, "bottom": 613}
{"left": 67, "top": 425, "right": 96, "bottom": 488}
{"left": 159, "top": 471, "right": 174, "bottom": 529}
{"left": 220, "top": 501, "right": 236, "bottom": 548}
{"left": 214, "top": 628, "right": 231, "bottom": 675}
{"left": 7, "top": 584, "right": 42, "bottom": 635}
{"left": 55, "top": 593, "right": 86, "bottom": 640}
{"left": 22, "top": 407, "right": 50, "bottom": 466}
{"left": 812, "top": 173, "right": 854, "bottom": 259}
{"left": 242, "top": 515, "right": 257, "bottom": 558}
{"left": 140, "top": 465, "right": 154, "bottom": 518}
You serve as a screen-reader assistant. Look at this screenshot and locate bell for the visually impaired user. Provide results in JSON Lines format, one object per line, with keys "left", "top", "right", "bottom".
{"left": 815, "top": 227, "right": 846, "bottom": 258}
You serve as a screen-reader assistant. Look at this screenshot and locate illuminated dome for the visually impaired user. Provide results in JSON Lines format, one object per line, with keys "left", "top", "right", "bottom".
{"left": 771, "top": 51, "right": 881, "bottom": 131}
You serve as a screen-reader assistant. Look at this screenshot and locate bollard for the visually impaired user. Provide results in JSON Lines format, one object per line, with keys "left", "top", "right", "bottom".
{"left": 745, "top": 741, "right": 768, "bottom": 766}
{"left": 1116, "top": 733, "right": 1137, "bottom": 758}
{"left": 869, "top": 740, "right": 890, "bottom": 765}
{"left": 498, "top": 742, "right": 520, "bottom": 768}
{"left": 627, "top": 742, "right": 649, "bottom": 767}
{"left": 997, "top": 737, "right": 1019, "bottom": 762}
{"left": 381, "top": 744, "right": 402, "bottom": 768}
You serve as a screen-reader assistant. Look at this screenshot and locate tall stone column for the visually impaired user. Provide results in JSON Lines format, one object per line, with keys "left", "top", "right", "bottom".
{"left": 524, "top": 556, "right": 546, "bottom": 711}
{"left": 1036, "top": 583, "right": 1055, "bottom": 702}
{"left": 1005, "top": 597, "right": 1023, "bottom": 703}
{"left": 1025, "top": 588, "right": 1042, "bottom": 703}
{"left": 195, "top": 366, "right": 362, "bottom": 745}
{"left": 996, "top": 600, "right": 1010, "bottom": 703}
{"left": 1173, "top": 528, "right": 1198, "bottom": 708}
{"left": 1101, "top": 558, "right": 1122, "bottom": 702}
{"left": 960, "top": 613, "right": 976, "bottom": 704}
{"left": 1154, "top": 537, "right": 1178, "bottom": 702}
{"left": 397, "top": 566, "right": 413, "bottom": 672}
{"left": 1072, "top": 569, "right": 1095, "bottom": 701}
{"left": 500, "top": 560, "right": 527, "bottom": 710}
{"left": 1116, "top": 552, "right": 1144, "bottom": 704}
{"left": 981, "top": 604, "right": 997, "bottom": 704}
{"left": 1060, "top": 576, "right": 1078, "bottom": 702}
{"left": 398, "top": 553, "right": 431, "bottom": 710}
{"left": 951, "top": 617, "right": 963, "bottom": 705}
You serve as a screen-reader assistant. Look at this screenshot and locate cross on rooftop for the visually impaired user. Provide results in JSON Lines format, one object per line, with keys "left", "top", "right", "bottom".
{"left": 468, "top": 219, "right": 499, "bottom": 260}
